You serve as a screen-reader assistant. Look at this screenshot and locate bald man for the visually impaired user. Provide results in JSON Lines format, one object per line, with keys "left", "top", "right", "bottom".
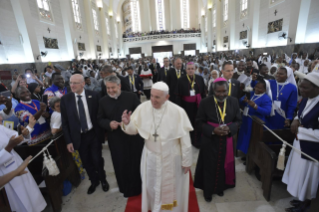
{"left": 61, "top": 74, "right": 108, "bottom": 195}
{"left": 166, "top": 58, "right": 186, "bottom": 103}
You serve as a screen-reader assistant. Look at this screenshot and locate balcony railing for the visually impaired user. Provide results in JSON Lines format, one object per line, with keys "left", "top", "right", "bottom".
{"left": 123, "top": 33, "right": 201, "bottom": 43}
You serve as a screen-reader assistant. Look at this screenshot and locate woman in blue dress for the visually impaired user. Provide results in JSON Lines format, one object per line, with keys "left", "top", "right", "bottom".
{"left": 237, "top": 79, "right": 272, "bottom": 154}
{"left": 251, "top": 67, "right": 298, "bottom": 130}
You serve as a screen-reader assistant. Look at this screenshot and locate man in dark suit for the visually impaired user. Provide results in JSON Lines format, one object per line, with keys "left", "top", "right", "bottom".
{"left": 166, "top": 57, "right": 186, "bottom": 103}
{"left": 61, "top": 74, "right": 108, "bottom": 195}
{"left": 149, "top": 58, "right": 161, "bottom": 83}
{"left": 125, "top": 66, "right": 144, "bottom": 99}
{"left": 99, "top": 65, "right": 131, "bottom": 97}
{"left": 157, "top": 57, "right": 171, "bottom": 83}
{"left": 209, "top": 61, "right": 241, "bottom": 101}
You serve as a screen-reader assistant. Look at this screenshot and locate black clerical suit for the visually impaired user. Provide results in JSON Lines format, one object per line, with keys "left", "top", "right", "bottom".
{"left": 100, "top": 74, "right": 131, "bottom": 97}
{"left": 61, "top": 89, "right": 106, "bottom": 184}
{"left": 125, "top": 74, "right": 144, "bottom": 99}
{"left": 208, "top": 78, "right": 241, "bottom": 101}
{"left": 157, "top": 66, "right": 171, "bottom": 83}
{"left": 97, "top": 91, "right": 144, "bottom": 197}
{"left": 166, "top": 68, "right": 186, "bottom": 103}
{"left": 149, "top": 62, "right": 161, "bottom": 83}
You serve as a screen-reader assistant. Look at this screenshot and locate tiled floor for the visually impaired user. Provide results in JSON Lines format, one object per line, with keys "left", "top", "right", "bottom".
{"left": 42, "top": 143, "right": 294, "bottom": 212}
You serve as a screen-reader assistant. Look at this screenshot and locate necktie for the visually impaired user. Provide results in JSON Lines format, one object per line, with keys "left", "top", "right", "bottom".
{"left": 77, "top": 95, "right": 88, "bottom": 132}
{"left": 130, "top": 76, "right": 134, "bottom": 91}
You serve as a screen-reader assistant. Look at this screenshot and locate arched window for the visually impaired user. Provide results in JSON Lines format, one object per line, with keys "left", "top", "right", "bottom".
{"left": 155, "top": 0, "right": 165, "bottom": 30}
{"left": 240, "top": 0, "right": 248, "bottom": 19}
{"left": 122, "top": 0, "right": 141, "bottom": 33}
{"left": 71, "top": 0, "right": 82, "bottom": 30}
{"left": 92, "top": 9, "right": 99, "bottom": 31}
{"left": 180, "top": 0, "right": 189, "bottom": 29}
{"left": 223, "top": 0, "right": 228, "bottom": 22}
{"left": 105, "top": 17, "right": 110, "bottom": 35}
{"left": 36, "top": 0, "right": 53, "bottom": 22}
{"left": 213, "top": 9, "right": 216, "bottom": 28}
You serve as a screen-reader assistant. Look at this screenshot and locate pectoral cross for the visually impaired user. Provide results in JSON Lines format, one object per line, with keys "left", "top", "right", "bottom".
{"left": 153, "top": 131, "right": 159, "bottom": 142}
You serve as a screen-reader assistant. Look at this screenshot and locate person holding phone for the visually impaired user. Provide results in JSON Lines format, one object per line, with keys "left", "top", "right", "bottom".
{"left": 25, "top": 68, "right": 43, "bottom": 86}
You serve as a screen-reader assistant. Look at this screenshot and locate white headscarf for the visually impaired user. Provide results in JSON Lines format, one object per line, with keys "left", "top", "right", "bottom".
{"left": 270, "top": 64, "right": 278, "bottom": 76}
{"left": 285, "top": 66, "right": 297, "bottom": 88}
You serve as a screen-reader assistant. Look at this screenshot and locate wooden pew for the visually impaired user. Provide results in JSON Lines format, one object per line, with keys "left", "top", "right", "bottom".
{"left": 245, "top": 116, "right": 294, "bottom": 201}
{"left": 0, "top": 133, "right": 81, "bottom": 212}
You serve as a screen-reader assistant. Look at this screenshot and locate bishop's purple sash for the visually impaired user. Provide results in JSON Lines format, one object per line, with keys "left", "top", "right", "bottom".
{"left": 298, "top": 98, "right": 319, "bottom": 161}
{"left": 182, "top": 94, "right": 202, "bottom": 108}
{"left": 207, "top": 121, "right": 235, "bottom": 185}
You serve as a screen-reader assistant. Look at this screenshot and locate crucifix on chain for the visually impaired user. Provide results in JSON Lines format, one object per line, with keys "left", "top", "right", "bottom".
{"left": 153, "top": 131, "right": 159, "bottom": 142}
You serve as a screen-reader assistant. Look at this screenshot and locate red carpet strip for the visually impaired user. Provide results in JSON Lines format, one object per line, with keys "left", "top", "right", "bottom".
{"left": 125, "top": 172, "right": 200, "bottom": 212}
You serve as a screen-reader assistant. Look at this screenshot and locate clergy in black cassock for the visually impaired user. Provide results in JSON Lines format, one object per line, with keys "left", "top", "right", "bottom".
{"left": 166, "top": 58, "right": 186, "bottom": 104}
{"left": 175, "top": 62, "right": 206, "bottom": 148}
{"left": 98, "top": 75, "right": 144, "bottom": 197}
{"left": 194, "top": 78, "right": 242, "bottom": 202}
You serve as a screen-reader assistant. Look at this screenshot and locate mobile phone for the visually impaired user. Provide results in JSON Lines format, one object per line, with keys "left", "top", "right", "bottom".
{"left": 263, "top": 53, "right": 267, "bottom": 56}
{"left": 42, "top": 95, "right": 48, "bottom": 105}
{"left": 245, "top": 91, "right": 251, "bottom": 100}
{"left": 34, "top": 70, "right": 38, "bottom": 74}
{"left": 26, "top": 74, "right": 31, "bottom": 78}
{"left": 0, "top": 90, "right": 11, "bottom": 99}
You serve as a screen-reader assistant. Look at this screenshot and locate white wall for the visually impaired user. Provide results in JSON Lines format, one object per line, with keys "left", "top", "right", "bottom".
{"left": 123, "top": 37, "right": 202, "bottom": 56}
{"left": 0, "top": 0, "right": 26, "bottom": 64}
{"left": 305, "top": 0, "right": 319, "bottom": 43}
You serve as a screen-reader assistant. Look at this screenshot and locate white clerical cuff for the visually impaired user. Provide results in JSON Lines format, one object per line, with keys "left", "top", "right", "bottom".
{"left": 298, "top": 127, "right": 319, "bottom": 143}
{"left": 121, "top": 122, "right": 138, "bottom": 135}
{"left": 0, "top": 149, "right": 14, "bottom": 167}
{"left": 294, "top": 115, "right": 299, "bottom": 120}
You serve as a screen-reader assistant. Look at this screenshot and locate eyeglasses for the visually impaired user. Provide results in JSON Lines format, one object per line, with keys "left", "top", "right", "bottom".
{"left": 69, "top": 82, "right": 81, "bottom": 85}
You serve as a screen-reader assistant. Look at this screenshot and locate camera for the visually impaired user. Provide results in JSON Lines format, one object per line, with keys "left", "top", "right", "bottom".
{"left": 26, "top": 74, "right": 31, "bottom": 78}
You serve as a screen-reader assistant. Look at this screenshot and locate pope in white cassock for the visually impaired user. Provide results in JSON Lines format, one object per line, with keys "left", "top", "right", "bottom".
{"left": 121, "top": 82, "right": 193, "bottom": 212}
{"left": 0, "top": 115, "right": 47, "bottom": 212}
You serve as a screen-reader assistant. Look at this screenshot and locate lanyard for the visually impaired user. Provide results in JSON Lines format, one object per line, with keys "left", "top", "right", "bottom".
{"left": 214, "top": 97, "right": 227, "bottom": 123}
{"left": 20, "top": 102, "right": 38, "bottom": 112}
{"left": 176, "top": 70, "right": 181, "bottom": 78}
{"left": 251, "top": 94, "right": 264, "bottom": 102}
{"left": 186, "top": 75, "right": 195, "bottom": 90}
{"left": 228, "top": 82, "right": 232, "bottom": 96}
{"left": 276, "top": 83, "right": 286, "bottom": 100}
{"left": 129, "top": 75, "right": 135, "bottom": 85}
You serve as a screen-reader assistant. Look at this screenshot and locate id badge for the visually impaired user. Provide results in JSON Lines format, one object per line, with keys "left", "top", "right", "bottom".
{"left": 243, "top": 106, "right": 249, "bottom": 116}
{"left": 4, "top": 157, "right": 15, "bottom": 168}
{"left": 38, "top": 116, "right": 46, "bottom": 125}
{"left": 190, "top": 90, "right": 195, "bottom": 96}
{"left": 219, "top": 124, "right": 226, "bottom": 127}
{"left": 274, "top": 100, "right": 281, "bottom": 108}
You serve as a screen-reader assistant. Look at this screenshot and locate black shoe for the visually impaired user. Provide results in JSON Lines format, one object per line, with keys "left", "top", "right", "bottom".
{"left": 204, "top": 195, "right": 212, "bottom": 202}
{"left": 101, "top": 180, "right": 109, "bottom": 192}
{"left": 87, "top": 182, "right": 100, "bottom": 194}
{"left": 217, "top": 191, "right": 224, "bottom": 197}
{"left": 290, "top": 200, "right": 302, "bottom": 207}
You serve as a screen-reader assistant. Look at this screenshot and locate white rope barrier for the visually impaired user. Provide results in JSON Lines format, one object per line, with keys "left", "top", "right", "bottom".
{"left": 244, "top": 112, "right": 319, "bottom": 164}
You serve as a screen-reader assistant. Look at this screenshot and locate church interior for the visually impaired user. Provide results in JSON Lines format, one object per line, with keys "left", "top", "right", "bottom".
{"left": 0, "top": 0, "right": 319, "bottom": 212}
